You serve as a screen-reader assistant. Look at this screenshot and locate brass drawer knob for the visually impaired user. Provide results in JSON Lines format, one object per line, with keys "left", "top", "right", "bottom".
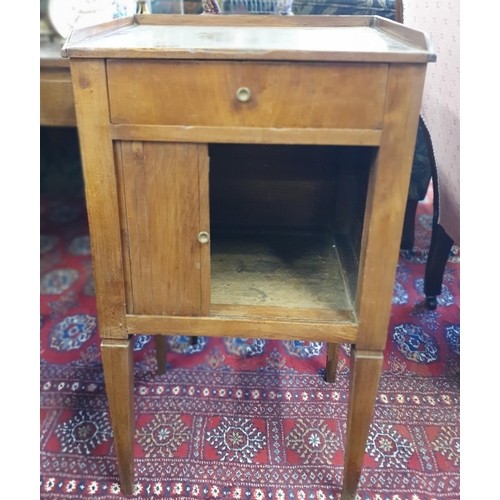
{"left": 236, "top": 87, "right": 251, "bottom": 103}
{"left": 198, "top": 231, "right": 210, "bottom": 244}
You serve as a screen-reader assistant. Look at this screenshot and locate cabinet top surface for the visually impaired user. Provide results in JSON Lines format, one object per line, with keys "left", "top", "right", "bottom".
{"left": 62, "top": 15, "right": 435, "bottom": 63}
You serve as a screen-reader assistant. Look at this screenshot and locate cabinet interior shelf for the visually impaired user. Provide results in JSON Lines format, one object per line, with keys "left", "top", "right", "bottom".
{"left": 210, "top": 229, "right": 358, "bottom": 324}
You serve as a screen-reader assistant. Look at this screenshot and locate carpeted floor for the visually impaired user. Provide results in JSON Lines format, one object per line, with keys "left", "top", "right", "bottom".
{"left": 40, "top": 190, "right": 460, "bottom": 499}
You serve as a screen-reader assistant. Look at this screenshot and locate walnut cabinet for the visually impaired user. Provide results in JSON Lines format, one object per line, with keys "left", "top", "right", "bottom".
{"left": 64, "top": 14, "right": 435, "bottom": 499}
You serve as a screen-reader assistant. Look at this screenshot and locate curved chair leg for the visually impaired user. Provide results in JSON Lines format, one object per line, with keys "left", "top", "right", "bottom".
{"left": 424, "top": 223, "right": 454, "bottom": 310}
{"left": 418, "top": 110, "right": 454, "bottom": 310}
{"left": 400, "top": 199, "right": 419, "bottom": 250}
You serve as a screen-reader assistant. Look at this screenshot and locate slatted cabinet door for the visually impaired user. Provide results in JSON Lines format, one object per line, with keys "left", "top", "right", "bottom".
{"left": 115, "top": 141, "right": 210, "bottom": 316}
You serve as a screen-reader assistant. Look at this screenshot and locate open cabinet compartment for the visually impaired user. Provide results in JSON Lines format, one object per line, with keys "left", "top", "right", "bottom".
{"left": 208, "top": 144, "right": 374, "bottom": 324}
{"left": 114, "top": 140, "right": 373, "bottom": 326}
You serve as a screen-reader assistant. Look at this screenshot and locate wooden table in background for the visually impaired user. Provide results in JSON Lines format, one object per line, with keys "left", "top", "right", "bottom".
{"left": 40, "top": 38, "right": 76, "bottom": 127}
{"left": 63, "top": 15, "right": 435, "bottom": 499}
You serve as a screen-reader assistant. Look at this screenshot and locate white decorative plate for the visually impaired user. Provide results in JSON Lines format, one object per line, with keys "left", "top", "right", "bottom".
{"left": 48, "top": 0, "right": 137, "bottom": 39}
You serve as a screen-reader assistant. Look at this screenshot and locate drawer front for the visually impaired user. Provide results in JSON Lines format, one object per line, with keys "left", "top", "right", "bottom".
{"left": 40, "top": 68, "right": 76, "bottom": 126}
{"left": 107, "top": 60, "right": 388, "bottom": 130}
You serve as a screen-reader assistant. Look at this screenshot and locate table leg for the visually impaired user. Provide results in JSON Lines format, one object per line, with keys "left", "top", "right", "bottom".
{"left": 342, "top": 347, "right": 383, "bottom": 500}
{"left": 325, "top": 343, "right": 340, "bottom": 383}
{"left": 154, "top": 335, "right": 167, "bottom": 375}
{"left": 101, "top": 338, "right": 135, "bottom": 495}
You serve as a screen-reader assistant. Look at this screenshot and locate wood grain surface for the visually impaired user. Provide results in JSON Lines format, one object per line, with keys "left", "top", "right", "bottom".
{"left": 116, "top": 141, "right": 209, "bottom": 317}
{"left": 70, "top": 59, "right": 127, "bottom": 339}
{"left": 62, "top": 15, "right": 435, "bottom": 63}
{"left": 107, "top": 60, "right": 387, "bottom": 130}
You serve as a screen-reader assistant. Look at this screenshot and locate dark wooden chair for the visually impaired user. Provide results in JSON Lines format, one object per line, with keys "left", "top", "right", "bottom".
{"left": 402, "top": 0, "right": 460, "bottom": 310}
{"left": 420, "top": 123, "right": 459, "bottom": 310}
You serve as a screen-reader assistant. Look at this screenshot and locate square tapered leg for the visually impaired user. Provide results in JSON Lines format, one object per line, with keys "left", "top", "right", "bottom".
{"left": 342, "top": 347, "right": 383, "bottom": 500}
{"left": 101, "top": 338, "right": 135, "bottom": 495}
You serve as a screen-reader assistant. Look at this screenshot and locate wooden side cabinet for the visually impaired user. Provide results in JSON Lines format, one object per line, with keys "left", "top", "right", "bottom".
{"left": 63, "top": 15, "right": 435, "bottom": 499}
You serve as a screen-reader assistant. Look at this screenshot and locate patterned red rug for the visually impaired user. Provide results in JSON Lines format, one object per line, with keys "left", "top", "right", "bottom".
{"left": 40, "top": 191, "right": 460, "bottom": 500}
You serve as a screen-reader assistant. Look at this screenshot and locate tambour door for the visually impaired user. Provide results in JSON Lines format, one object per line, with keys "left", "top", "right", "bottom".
{"left": 114, "top": 141, "right": 210, "bottom": 316}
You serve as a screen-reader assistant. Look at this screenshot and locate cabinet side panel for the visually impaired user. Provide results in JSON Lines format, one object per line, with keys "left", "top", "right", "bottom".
{"left": 120, "top": 141, "right": 205, "bottom": 316}
{"left": 355, "top": 64, "right": 427, "bottom": 350}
